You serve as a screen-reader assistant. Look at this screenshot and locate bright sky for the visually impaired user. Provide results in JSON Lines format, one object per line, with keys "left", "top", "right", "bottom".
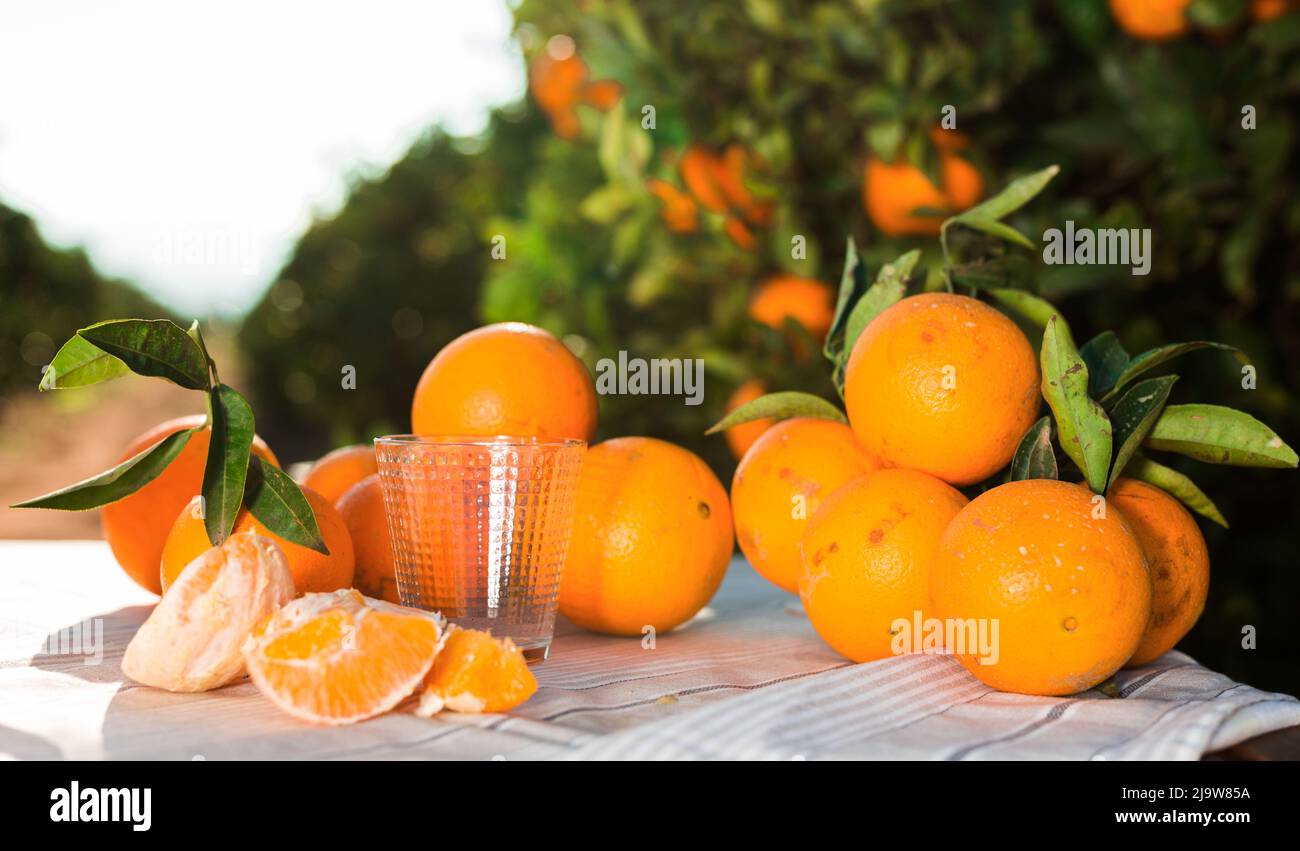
{"left": 0, "top": 0, "right": 522, "bottom": 316}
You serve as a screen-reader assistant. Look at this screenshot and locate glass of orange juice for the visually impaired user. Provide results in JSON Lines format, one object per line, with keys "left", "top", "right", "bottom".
{"left": 374, "top": 435, "right": 585, "bottom": 662}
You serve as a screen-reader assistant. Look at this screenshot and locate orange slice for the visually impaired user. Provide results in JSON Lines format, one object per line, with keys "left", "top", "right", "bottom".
{"left": 243, "top": 589, "right": 444, "bottom": 725}
{"left": 122, "top": 533, "right": 295, "bottom": 692}
{"left": 416, "top": 627, "right": 538, "bottom": 716}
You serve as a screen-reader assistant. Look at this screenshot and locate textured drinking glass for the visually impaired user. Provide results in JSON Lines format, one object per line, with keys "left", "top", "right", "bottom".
{"left": 374, "top": 435, "right": 585, "bottom": 662}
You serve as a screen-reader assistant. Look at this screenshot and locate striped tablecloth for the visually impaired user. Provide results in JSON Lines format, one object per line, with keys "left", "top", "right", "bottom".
{"left": 2, "top": 540, "right": 1297, "bottom": 760}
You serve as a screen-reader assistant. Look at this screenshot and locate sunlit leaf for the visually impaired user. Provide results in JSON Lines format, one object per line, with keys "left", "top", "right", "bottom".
{"left": 38, "top": 334, "right": 129, "bottom": 391}
{"left": 78, "top": 319, "right": 211, "bottom": 390}
{"left": 202, "top": 384, "right": 255, "bottom": 546}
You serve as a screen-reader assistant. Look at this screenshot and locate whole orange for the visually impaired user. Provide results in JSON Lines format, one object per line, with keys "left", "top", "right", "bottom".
{"left": 930, "top": 480, "right": 1152, "bottom": 696}
{"left": 161, "top": 486, "right": 354, "bottom": 596}
{"left": 723, "top": 378, "right": 774, "bottom": 460}
{"left": 559, "top": 437, "right": 733, "bottom": 636}
{"left": 799, "top": 469, "right": 968, "bottom": 663}
{"left": 101, "top": 415, "right": 279, "bottom": 595}
{"left": 335, "top": 474, "right": 400, "bottom": 603}
{"left": 1109, "top": 0, "right": 1191, "bottom": 40}
{"left": 410, "top": 322, "right": 597, "bottom": 440}
{"left": 1108, "top": 478, "right": 1210, "bottom": 666}
{"left": 732, "top": 417, "right": 879, "bottom": 594}
{"left": 747, "top": 276, "right": 836, "bottom": 346}
{"left": 301, "top": 444, "right": 378, "bottom": 504}
{"left": 844, "top": 293, "right": 1039, "bottom": 486}
{"left": 863, "top": 148, "right": 983, "bottom": 237}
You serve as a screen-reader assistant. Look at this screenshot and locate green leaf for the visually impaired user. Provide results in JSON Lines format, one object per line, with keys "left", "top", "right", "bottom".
{"left": 948, "top": 165, "right": 1060, "bottom": 226}
{"left": 11, "top": 427, "right": 198, "bottom": 511}
{"left": 202, "top": 384, "right": 256, "bottom": 546}
{"left": 823, "top": 236, "right": 870, "bottom": 366}
{"left": 1040, "top": 313, "right": 1112, "bottom": 493}
{"left": 706, "top": 391, "right": 846, "bottom": 434}
{"left": 1100, "top": 342, "right": 1240, "bottom": 404}
{"left": 1145, "top": 404, "right": 1298, "bottom": 468}
{"left": 78, "top": 319, "right": 211, "bottom": 391}
{"left": 843, "top": 250, "right": 919, "bottom": 355}
{"left": 1107, "top": 376, "right": 1178, "bottom": 489}
{"left": 946, "top": 215, "right": 1035, "bottom": 250}
{"left": 1010, "top": 416, "right": 1058, "bottom": 481}
{"left": 1079, "top": 331, "right": 1130, "bottom": 398}
{"left": 187, "top": 320, "right": 217, "bottom": 382}
{"left": 987, "top": 288, "right": 1061, "bottom": 329}
{"left": 1121, "top": 455, "right": 1228, "bottom": 528}
{"left": 38, "top": 334, "right": 130, "bottom": 391}
{"left": 244, "top": 455, "right": 328, "bottom": 554}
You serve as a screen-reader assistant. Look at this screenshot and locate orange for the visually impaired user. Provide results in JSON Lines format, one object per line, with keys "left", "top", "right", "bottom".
{"left": 931, "top": 480, "right": 1152, "bottom": 696}
{"left": 799, "top": 469, "right": 969, "bottom": 663}
{"left": 732, "top": 417, "right": 880, "bottom": 594}
{"left": 1109, "top": 0, "right": 1191, "bottom": 40}
{"left": 1108, "top": 478, "right": 1210, "bottom": 666}
{"left": 301, "top": 444, "right": 378, "bottom": 504}
{"left": 336, "top": 474, "right": 400, "bottom": 603}
{"left": 243, "top": 589, "right": 444, "bottom": 726}
{"left": 161, "top": 486, "right": 354, "bottom": 596}
{"left": 415, "top": 626, "right": 538, "bottom": 715}
{"left": 411, "top": 322, "right": 597, "bottom": 441}
{"left": 723, "top": 378, "right": 774, "bottom": 460}
{"left": 863, "top": 137, "right": 984, "bottom": 237}
{"left": 1252, "top": 0, "right": 1294, "bottom": 21}
{"left": 101, "top": 415, "right": 279, "bottom": 595}
{"left": 122, "top": 533, "right": 295, "bottom": 692}
{"left": 529, "top": 37, "right": 622, "bottom": 140}
{"left": 748, "top": 275, "right": 836, "bottom": 349}
{"left": 844, "top": 293, "right": 1039, "bottom": 486}
{"left": 559, "top": 437, "right": 733, "bottom": 636}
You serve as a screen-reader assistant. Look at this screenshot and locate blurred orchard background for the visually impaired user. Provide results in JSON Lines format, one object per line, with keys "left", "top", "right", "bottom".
{"left": 1, "top": 0, "right": 1298, "bottom": 691}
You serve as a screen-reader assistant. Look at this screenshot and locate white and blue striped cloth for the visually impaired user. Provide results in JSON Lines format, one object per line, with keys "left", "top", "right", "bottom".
{"left": 2, "top": 541, "right": 1297, "bottom": 760}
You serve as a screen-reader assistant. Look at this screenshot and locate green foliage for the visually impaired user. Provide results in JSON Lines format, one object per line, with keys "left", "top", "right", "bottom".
{"left": 0, "top": 203, "right": 172, "bottom": 398}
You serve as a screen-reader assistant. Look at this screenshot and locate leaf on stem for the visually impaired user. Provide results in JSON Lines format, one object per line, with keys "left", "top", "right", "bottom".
{"left": 78, "top": 319, "right": 211, "bottom": 391}
{"left": 38, "top": 334, "right": 130, "bottom": 391}
{"left": 11, "top": 427, "right": 199, "bottom": 511}
{"left": 1106, "top": 375, "right": 1177, "bottom": 489}
{"left": 1009, "top": 416, "right": 1058, "bottom": 481}
{"left": 201, "top": 384, "right": 256, "bottom": 546}
{"left": 1121, "top": 455, "right": 1228, "bottom": 528}
{"left": 244, "top": 456, "right": 329, "bottom": 554}
{"left": 1145, "top": 404, "right": 1298, "bottom": 468}
{"left": 706, "top": 391, "right": 847, "bottom": 433}
{"left": 1040, "top": 313, "right": 1112, "bottom": 493}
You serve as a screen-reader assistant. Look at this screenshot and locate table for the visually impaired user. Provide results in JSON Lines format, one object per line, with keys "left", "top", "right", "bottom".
{"left": 2, "top": 541, "right": 1298, "bottom": 760}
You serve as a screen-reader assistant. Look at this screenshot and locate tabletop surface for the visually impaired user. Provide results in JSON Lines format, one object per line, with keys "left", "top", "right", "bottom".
{"left": 2, "top": 540, "right": 1298, "bottom": 760}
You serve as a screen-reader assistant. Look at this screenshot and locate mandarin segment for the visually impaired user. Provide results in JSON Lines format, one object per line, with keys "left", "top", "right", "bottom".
{"left": 101, "top": 415, "right": 279, "bottom": 595}
{"left": 1108, "top": 478, "right": 1211, "bottom": 666}
{"left": 416, "top": 626, "right": 538, "bottom": 716}
{"left": 844, "top": 293, "right": 1040, "bottom": 486}
{"left": 930, "top": 480, "right": 1152, "bottom": 696}
{"left": 122, "top": 533, "right": 295, "bottom": 693}
{"left": 732, "top": 417, "right": 880, "bottom": 594}
{"left": 242, "top": 589, "right": 444, "bottom": 726}
{"left": 798, "top": 469, "right": 968, "bottom": 662}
